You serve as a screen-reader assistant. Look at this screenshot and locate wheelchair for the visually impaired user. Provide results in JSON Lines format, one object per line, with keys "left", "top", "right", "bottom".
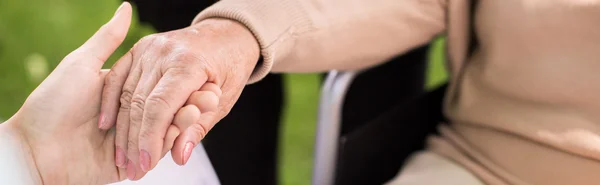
{"left": 312, "top": 71, "right": 447, "bottom": 185}
{"left": 187, "top": 70, "right": 447, "bottom": 185}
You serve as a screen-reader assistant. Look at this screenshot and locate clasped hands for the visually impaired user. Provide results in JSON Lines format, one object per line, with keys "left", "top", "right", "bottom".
{"left": 1, "top": 2, "right": 259, "bottom": 184}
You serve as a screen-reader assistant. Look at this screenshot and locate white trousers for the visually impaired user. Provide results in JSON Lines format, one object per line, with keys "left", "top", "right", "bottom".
{"left": 111, "top": 148, "right": 481, "bottom": 185}
{"left": 385, "top": 151, "right": 484, "bottom": 185}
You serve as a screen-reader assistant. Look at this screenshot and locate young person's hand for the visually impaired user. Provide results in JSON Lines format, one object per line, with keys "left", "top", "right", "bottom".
{"left": 0, "top": 3, "right": 173, "bottom": 184}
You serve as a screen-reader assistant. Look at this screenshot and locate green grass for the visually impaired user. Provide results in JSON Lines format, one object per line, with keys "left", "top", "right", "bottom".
{"left": 0, "top": 1, "right": 447, "bottom": 185}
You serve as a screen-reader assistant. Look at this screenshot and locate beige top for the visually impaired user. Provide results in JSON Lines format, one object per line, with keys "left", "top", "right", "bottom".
{"left": 193, "top": 0, "right": 600, "bottom": 184}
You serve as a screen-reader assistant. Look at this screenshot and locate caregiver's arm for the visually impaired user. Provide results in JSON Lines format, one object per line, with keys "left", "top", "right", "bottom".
{"left": 194, "top": 0, "right": 448, "bottom": 82}
{"left": 0, "top": 3, "right": 135, "bottom": 184}
{"left": 0, "top": 122, "right": 42, "bottom": 185}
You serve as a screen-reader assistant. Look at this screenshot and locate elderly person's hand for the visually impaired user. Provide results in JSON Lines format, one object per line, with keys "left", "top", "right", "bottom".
{"left": 98, "top": 16, "right": 260, "bottom": 179}
{"left": 0, "top": 3, "right": 173, "bottom": 184}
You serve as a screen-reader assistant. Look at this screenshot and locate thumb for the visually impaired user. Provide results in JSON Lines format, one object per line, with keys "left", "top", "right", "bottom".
{"left": 68, "top": 2, "right": 132, "bottom": 70}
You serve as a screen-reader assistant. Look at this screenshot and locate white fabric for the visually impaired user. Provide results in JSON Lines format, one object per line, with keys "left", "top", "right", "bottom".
{"left": 385, "top": 151, "right": 484, "bottom": 185}
{"left": 111, "top": 144, "right": 220, "bottom": 185}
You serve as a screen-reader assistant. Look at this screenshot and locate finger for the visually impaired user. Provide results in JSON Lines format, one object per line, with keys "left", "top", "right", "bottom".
{"left": 172, "top": 105, "right": 200, "bottom": 134}
{"left": 170, "top": 114, "right": 215, "bottom": 166}
{"left": 169, "top": 82, "right": 219, "bottom": 137}
{"left": 170, "top": 83, "right": 220, "bottom": 165}
{"left": 113, "top": 58, "right": 143, "bottom": 169}
{"left": 171, "top": 89, "right": 218, "bottom": 133}
{"left": 187, "top": 91, "right": 219, "bottom": 113}
{"left": 121, "top": 36, "right": 162, "bottom": 180}
{"left": 190, "top": 83, "right": 221, "bottom": 111}
{"left": 72, "top": 2, "right": 132, "bottom": 70}
{"left": 100, "top": 125, "right": 128, "bottom": 182}
{"left": 138, "top": 68, "right": 207, "bottom": 172}
{"left": 127, "top": 67, "right": 162, "bottom": 178}
{"left": 159, "top": 114, "right": 189, "bottom": 167}
{"left": 162, "top": 124, "right": 180, "bottom": 158}
{"left": 99, "top": 52, "right": 133, "bottom": 129}
{"left": 126, "top": 157, "right": 145, "bottom": 181}
{"left": 168, "top": 104, "right": 199, "bottom": 166}
{"left": 197, "top": 82, "right": 222, "bottom": 97}
{"left": 110, "top": 35, "right": 156, "bottom": 171}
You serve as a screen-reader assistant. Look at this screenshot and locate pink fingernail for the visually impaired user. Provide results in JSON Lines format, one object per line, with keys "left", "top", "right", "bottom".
{"left": 115, "top": 147, "right": 125, "bottom": 168}
{"left": 126, "top": 160, "right": 136, "bottom": 180}
{"left": 140, "top": 150, "right": 151, "bottom": 172}
{"left": 182, "top": 142, "right": 194, "bottom": 165}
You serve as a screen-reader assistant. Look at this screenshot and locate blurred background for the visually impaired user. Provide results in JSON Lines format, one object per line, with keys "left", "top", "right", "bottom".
{"left": 0, "top": 1, "right": 447, "bottom": 184}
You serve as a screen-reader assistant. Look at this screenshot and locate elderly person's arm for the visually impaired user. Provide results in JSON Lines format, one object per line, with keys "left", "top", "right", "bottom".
{"left": 100, "top": 0, "right": 448, "bottom": 180}
{"left": 195, "top": 0, "right": 448, "bottom": 82}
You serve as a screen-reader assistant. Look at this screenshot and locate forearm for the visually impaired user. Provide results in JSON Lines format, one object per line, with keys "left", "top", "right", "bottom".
{"left": 0, "top": 120, "right": 42, "bottom": 185}
{"left": 193, "top": 0, "right": 448, "bottom": 83}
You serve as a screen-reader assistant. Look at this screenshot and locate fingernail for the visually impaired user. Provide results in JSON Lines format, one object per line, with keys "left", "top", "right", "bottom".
{"left": 115, "top": 147, "right": 125, "bottom": 168}
{"left": 114, "top": 2, "right": 126, "bottom": 15}
{"left": 126, "top": 159, "right": 136, "bottom": 180}
{"left": 98, "top": 112, "right": 105, "bottom": 128}
{"left": 140, "top": 150, "right": 151, "bottom": 172}
{"left": 182, "top": 142, "right": 194, "bottom": 165}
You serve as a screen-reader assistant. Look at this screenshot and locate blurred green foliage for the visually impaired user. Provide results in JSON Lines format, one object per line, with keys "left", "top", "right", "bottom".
{"left": 0, "top": 0, "right": 154, "bottom": 117}
{"left": 0, "top": 1, "right": 447, "bottom": 185}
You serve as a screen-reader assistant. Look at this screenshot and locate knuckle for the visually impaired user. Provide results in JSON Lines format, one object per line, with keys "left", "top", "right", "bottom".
{"left": 130, "top": 97, "right": 146, "bottom": 123}
{"left": 191, "top": 124, "right": 209, "bottom": 140}
{"left": 119, "top": 90, "right": 134, "bottom": 109}
{"left": 146, "top": 95, "right": 171, "bottom": 110}
{"left": 130, "top": 94, "right": 146, "bottom": 110}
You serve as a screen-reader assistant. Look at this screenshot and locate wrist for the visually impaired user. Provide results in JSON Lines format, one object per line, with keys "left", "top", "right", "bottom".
{"left": 0, "top": 119, "right": 43, "bottom": 185}
{"left": 190, "top": 18, "right": 261, "bottom": 77}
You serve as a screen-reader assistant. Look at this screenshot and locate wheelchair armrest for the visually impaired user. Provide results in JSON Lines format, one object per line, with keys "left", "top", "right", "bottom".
{"left": 312, "top": 70, "right": 358, "bottom": 185}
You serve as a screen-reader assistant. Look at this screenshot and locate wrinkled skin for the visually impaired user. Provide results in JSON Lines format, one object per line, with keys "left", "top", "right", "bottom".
{"left": 98, "top": 17, "right": 260, "bottom": 180}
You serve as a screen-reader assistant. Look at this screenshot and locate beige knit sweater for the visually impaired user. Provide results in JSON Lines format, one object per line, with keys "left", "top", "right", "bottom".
{"left": 193, "top": 0, "right": 600, "bottom": 184}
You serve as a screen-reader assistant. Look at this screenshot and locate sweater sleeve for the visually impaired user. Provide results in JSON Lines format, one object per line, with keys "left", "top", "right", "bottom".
{"left": 193, "top": 0, "right": 448, "bottom": 83}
